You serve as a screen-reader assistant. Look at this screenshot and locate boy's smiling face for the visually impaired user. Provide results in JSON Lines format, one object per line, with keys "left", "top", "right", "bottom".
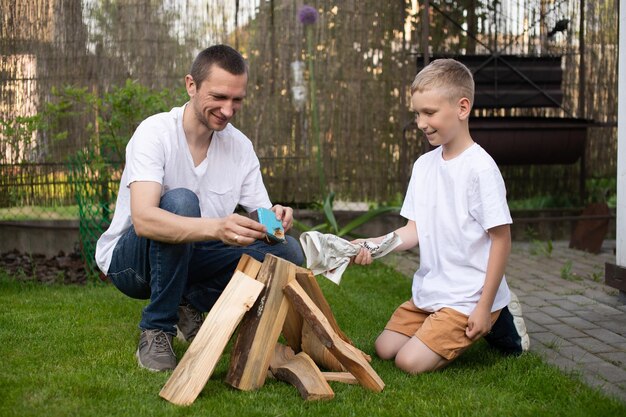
{"left": 411, "top": 87, "right": 469, "bottom": 149}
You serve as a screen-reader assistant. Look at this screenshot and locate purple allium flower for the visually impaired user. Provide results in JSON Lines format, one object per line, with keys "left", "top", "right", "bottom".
{"left": 298, "top": 5, "right": 318, "bottom": 25}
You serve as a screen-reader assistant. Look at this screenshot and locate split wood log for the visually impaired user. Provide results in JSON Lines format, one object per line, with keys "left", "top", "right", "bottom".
{"left": 301, "top": 321, "right": 345, "bottom": 371}
{"left": 235, "top": 254, "right": 263, "bottom": 278}
{"left": 159, "top": 271, "right": 264, "bottom": 406}
{"left": 293, "top": 268, "right": 372, "bottom": 368}
{"left": 269, "top": 342, "right": 297, "bottom": 367}
{"left": 269, "top": 343, "right": 334, "bottom": 401}
{"left": 294, "top": 268, "right": 352, "bottom": 344}
{"left": 225, "top": 254, "right": 296, "bottom": 391}
{"left": 283, "top": 280, "right": 385, "bottom": 392}
{"left": 322, "top": 372, "right": 359, "bottom": 385}
{"left": 281, "top": 302, "right": 303, "bottom": 352}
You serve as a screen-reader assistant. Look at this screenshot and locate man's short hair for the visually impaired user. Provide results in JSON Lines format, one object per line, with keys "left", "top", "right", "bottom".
{"left": 411, "top": 59, "right": 475, "bottom": 107}
{"left": 189, "top": 44, "right": 247, "bottom": 88}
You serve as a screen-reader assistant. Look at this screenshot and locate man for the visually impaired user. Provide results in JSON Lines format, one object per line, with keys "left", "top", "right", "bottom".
{"left": 95, "top": 45, "right": 304, "bottom": 372}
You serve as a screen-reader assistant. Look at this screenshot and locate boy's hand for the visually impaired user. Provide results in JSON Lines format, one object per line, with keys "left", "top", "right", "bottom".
{"left": 352, "top": 247, "right": 373, "bottom": 265}
{"left": 465, "top": 305, "right": 492, "bottom": 340}
{"left": 350, "top": 239, "right": 373, "bottom": 265}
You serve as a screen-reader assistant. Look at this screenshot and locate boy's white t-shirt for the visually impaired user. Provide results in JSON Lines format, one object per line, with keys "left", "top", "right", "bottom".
{"left": 401, "top": 143, "right": 512, "bottom": 315}
{"left": 95, "top": 104, "right": 271, "bottom": 274}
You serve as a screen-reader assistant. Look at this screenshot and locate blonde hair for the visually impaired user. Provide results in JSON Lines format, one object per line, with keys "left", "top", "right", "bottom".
{"left": 411, "top": 59, "right": 475, "bottom": 107}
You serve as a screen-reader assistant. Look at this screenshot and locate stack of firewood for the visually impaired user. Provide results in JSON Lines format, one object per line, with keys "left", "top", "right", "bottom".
{"left": 159, "top": 254, "right": 384, "bottom": 406}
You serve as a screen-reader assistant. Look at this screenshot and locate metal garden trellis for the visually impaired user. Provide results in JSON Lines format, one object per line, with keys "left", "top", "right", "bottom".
{"left": 67, "top": 152, "right": 118, "bottom": 279}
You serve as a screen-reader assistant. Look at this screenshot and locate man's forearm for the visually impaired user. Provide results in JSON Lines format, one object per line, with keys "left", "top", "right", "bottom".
{"left": 133, "top": 206, "right": 222, "bottom": 243}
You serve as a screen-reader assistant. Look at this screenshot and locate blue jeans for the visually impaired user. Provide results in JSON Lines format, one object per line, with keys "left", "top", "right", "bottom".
{"left": 106, "top": 188, "right": 304, "bottom": 334}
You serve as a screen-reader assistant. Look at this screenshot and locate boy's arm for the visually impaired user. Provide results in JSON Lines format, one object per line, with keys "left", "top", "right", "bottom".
{"left": 352, "top": 220, "right": 418, "bottom": 265}
{"left": 466, "top": 223, "right": 511, "bottom": 340}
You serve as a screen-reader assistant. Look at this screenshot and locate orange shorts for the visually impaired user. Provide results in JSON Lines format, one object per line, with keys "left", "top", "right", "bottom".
{"left": 384, "top": 299, "right": 502, "bottom": 361}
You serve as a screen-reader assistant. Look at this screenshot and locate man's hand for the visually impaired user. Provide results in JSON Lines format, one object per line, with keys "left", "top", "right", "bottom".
{"left": 219, "top": 213, "right": 267, "bottom": 246}
{"left": 271, "top": 204, "right": 293, "bottom": 232}
{"left": 465, "top": 304, "right": 492, "bottom": 340}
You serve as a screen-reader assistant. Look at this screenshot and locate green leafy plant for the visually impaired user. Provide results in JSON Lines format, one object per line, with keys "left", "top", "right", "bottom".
{"left": 2, "top": 81, "right": 186, "bottom": 279}
{"left": 530, "top": 239, "right": 553, "bottom": 258}
{"left": 560, "top": 260, "right": 581, "bottom": 281}
{"left": 589, "top": 268, "right": 604, "bottom": 283}
{"left": 586, "top": 177, "right": 617, "bottom": 207}
{"left": 293, "top": 191, "right": 399, "bottom": 238}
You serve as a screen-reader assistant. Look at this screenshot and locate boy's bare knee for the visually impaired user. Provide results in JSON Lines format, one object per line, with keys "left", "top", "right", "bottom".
{"left": 374, "top": 330, "right": 409, "bottom": 360}
{"left": 375, "top": 338, "right": 396, "bottom": 360}
{"left": 394, "top": 351, "right": 432, "bottom": 374}
{"left": 394, "top": 337, "right": 450, "bottom": 374}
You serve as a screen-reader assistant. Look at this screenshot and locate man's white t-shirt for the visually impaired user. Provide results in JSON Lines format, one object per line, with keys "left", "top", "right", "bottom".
{"left": 95, "top": 104, "right": 272, "bottom": 274}
{"left": 400, "top": 143, "right": 512, "bottom": 315}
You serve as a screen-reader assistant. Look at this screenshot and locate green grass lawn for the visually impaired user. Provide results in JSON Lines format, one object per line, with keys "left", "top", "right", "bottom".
{"left": 1, "top": 263, "right": 625, "bottom": 417}
{"left": 0, "top": 205, "right": 79, "bottom": 221}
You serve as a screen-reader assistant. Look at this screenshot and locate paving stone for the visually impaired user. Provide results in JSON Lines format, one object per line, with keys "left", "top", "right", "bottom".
{"left": 557, "top": 345, "right": 605, "bottom": 364}
{"left": 581, "top": 361, "right": 626, "bottom": 383}
{"left": 582, "top": 311, "right": 618, "bottom": 324}
{"left": 592, "top": 293, "right": 625, "bottom": 306}
{"left": 537, "top": 290, "right": 570, "bottom": 301}
{"left": 525, "top": 320, "right": 547, "bottom": 334}
{"left": 602, "top": 320, "right": 626, "bottom": 337}
{"left": 570, "top": 337, "right": 617, "bottom": 354}
{"left": 525, "top": 311, "right": 561, "bottom": 325}
{"left": 586, "top": 290, "right": 624, "bottom": 305}
{"left": 543, "top": 323, "right": 588, "bottom": 339}
{"left": 581, "top": 373, "right": 613, "bottom": 392}
{"left": 550, "top": 298, "right": 589, "bottom": 311}
{"left": 539, "top": 305, "right": 576, "bottom": 318}
{"left": 559, "top": 316, "right": 600, "bottom": 330}
{"left": 609, "top": 342, "right": 626, "bottom": 352}
{"left": 589, "top": 303, "right": 626, "bottom": 316}
{"left": 597, "top": 351, "right": 626, "bottom": 368}
{"left": 531, "top": 331, "right": 573, "bottom": 348}
{"left": 550, "top": 356, "right": 585, "bottom": 375}
{"left": 580, "top": 374, "right": 626, "bottom": 404}
{"left": 566, "top": 294, "right": 598, "bottom": 306}
{"left": 532, "top": 343, "right": 565, "bottom": 363}
{"left": 512, "top": 281, "right": 545, "bottom": 294}
{"left": 584, "top": 328, "right": 626, "bottom": 345}
{"left": 519, "top": 295, "right": 548, "bottom": 308}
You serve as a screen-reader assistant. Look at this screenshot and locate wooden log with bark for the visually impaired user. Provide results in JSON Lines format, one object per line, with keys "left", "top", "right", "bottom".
{"left": 269, "top": 343, "right": 334, "bottom": 401}
{"left": 225, "top": 254, "right": 296, "bottom": 391}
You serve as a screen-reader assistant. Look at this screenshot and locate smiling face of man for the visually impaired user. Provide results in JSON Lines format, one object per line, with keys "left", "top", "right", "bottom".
{"left": 186, "top": 65, "right": 248, "bottom": 133}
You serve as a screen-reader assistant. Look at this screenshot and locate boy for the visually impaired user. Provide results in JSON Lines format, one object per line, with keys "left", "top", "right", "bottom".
{"left": 353, "top": 58, "right": 528, "bottom": 374}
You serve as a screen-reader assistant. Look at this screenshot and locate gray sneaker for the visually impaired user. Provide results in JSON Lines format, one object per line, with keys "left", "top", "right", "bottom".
{"left": 176, "top": 303, "right": 204, "bottom": 343}
{"left": 136, "top": 329, "right": 176, "bottom": 372}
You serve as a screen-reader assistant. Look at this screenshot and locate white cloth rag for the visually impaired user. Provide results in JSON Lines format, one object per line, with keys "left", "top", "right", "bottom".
{"left": 299, "top": 231, "right": 402, "bottom": 284}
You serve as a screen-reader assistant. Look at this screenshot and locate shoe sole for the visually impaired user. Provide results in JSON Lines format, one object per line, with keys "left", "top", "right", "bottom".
{"left": 135, "top": 349, "right": 175, "bottom": 372}
{"left": 508, "top": 292, "right": 530, "bottom": 351}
